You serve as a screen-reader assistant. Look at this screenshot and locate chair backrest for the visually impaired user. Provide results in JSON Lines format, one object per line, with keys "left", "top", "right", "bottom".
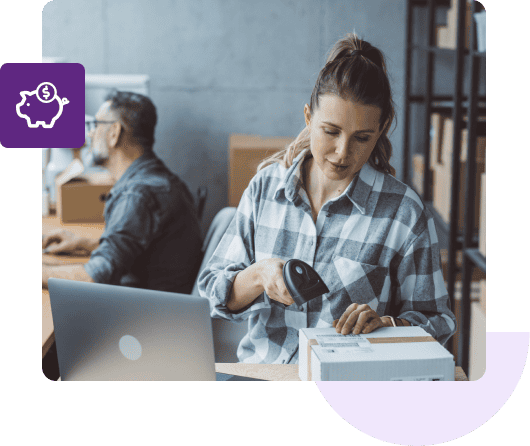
{"left": 196, "top": 186, "right": 208, "bottom": 222}
{"left": 191, "top": 206, "right": 236, "bottom": 296}
{"left": 191, "top": 207, "right": 248, "bottom": 363}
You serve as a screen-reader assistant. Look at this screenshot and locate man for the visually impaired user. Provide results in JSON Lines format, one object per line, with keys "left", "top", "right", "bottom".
{"left": 42, "top": 91, "right": 202, "bottom": 293}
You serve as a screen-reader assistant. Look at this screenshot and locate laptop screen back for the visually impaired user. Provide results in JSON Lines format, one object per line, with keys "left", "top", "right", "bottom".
{"left": 48, "top": 278, "right": 217, "bottom": 381}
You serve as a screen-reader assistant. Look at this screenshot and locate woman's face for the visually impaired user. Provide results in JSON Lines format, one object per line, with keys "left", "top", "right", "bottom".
{"left": 304, "top": 94, "right": 384, "bottom": 184}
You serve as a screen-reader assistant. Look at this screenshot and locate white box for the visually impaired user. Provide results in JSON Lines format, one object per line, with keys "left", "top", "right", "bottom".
{"left": 299, "top": 327, "right": 455, "bottom": 381}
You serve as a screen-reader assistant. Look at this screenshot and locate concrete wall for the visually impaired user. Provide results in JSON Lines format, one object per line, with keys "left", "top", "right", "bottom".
{"left": 43, "top": 0, "right": 407, "bottom": 232}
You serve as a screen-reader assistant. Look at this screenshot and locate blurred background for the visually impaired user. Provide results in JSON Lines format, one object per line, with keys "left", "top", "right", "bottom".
{"left": 42, "top": 0, "right": 409, "bottom": 231}
{"left": 41, "top": 0, "right": 486, "bottom": 379}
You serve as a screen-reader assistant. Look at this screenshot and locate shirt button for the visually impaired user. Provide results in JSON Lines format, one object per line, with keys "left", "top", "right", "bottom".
{"left": 309, "top": 241, "right": 313, "bottom": 246}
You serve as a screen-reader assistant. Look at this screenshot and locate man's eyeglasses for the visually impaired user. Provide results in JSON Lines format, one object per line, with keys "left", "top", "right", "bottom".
{"left": 85, "top": 120, "right": 117, "bottom": 132}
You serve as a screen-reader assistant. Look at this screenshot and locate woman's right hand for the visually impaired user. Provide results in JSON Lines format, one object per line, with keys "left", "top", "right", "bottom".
{"left": 257, "top": 258, "right": 295, "bottom": 306}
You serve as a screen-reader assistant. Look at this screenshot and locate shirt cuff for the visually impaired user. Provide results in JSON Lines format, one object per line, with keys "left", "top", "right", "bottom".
{"left": 84, "top": 255, "right": 114, "bottom": 284}
{"left": 209, "top": 265, "right": 271, "bottom": 322}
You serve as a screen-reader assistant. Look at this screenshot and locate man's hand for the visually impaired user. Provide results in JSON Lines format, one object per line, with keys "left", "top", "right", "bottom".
{"left": 42, "top": 229, "right": 94, "bottom": 255}
{"left": 42, "top": 264, "right": 51, "bottom": 289}
{"left": 333, "top": 303, "right": 387, "bottom": 335}
{"left": 42, "top": 263, "right": 94, "bottom": 289}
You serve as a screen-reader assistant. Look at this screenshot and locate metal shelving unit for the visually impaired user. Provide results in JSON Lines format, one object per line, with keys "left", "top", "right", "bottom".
{"left": 459, "top": 0, "right": 486, "bottom": 374}
{"left": 402, "top": 0, "right": 486, "bottom": 374}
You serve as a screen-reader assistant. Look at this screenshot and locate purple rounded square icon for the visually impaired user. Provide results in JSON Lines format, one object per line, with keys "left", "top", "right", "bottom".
{"left": 0, "top": 63, "right": 85, "bottom": 148}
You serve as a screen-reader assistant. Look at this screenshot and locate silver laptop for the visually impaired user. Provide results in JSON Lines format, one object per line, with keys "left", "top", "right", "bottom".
{"left": 48, "top": 278, "right": 261, "bottom": 381}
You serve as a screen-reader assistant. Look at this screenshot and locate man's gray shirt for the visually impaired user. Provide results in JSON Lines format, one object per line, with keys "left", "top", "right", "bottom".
{"left": 84, "top": 151, "right": 202, "bottom": 293}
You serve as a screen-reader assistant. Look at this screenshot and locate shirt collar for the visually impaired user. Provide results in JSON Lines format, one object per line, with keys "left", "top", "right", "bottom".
{"left": 274, "top": 149, "right": 307, "bottom": 203}
{"left": 109, "top": 151, "right": 157, "bottom": 195}
{"left": 348, "top": 161, "right": 377, "bottom": 214}
{"left": 274, "top": 149, "right": 377, "bottom": 214}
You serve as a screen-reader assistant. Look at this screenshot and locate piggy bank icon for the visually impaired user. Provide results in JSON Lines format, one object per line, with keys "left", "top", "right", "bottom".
{"left": 16, "top": 82, "right": 70, "bottom": 129}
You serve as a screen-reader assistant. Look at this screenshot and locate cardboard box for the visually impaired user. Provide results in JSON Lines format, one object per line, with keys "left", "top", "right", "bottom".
{"left": 55, "top": 159, "right": 114, "bottom": 224}
{"left": 299, "top": 327, "right": 455, "bottom": 381}
{"left": 432, "top": 117, "right": 485, "bottom": 232}
{"left": 469, "top": 300, "right": 486, "bottom": 381}
{"left": 479, "top": 172, "right": 486, "bottom": 256}
{"left": 433, "top": 158, "right": 485, "bottom": 231}
{"left": 229, "top": 134, "right": 293, "bottom": 207}
{"left": 436, "top": 26, "right": 449, "bottom": 49}
{"left": 438, "top": 0, "right": 473, "bottom": 50}
{"left": 440, "top": 249, "right": 486, "bottom": 283}
{"left": 432, "top": 117, "right": 453, "bottom": 224}
{"left": 412, "top": 154, "right": 425, "bottom": 196}
{"left": 430, "top": 113, "right": 444, "bottom": 170}
{"left": 412, "top": 153, "right": 436, "bottom": 198}
{"left": 479, "top": 279, "right": 486, "bottom": 314}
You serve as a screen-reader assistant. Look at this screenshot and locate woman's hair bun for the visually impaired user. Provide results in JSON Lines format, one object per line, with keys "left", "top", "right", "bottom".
{"left": 326, "top": 34, "right": 384, "bottom": 70}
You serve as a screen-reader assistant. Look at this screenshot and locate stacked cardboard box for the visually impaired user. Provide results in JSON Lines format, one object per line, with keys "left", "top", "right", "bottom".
{"left": 430, "top": 113, "right": 444, "bottom": 169}
{"left": 411, "top": 113, "right": 445, "bottom": 197}
{"left": 229, "top": 134, "right": 293, "bottom": 207}
{"left": 479, "top": 279, "right": 486, "bottom": 314}
{"left": 440, "top": 248, "right": 485, "bottom": 284}
{"left": 412, "top": 154, "right": 429, "bottom": 196}
{"left": 479, "top": 172, "right": 486, "bottom": 256}
{"left": 469, "top": 299, "right": 486, "bottom": 380}
{"left": 431, "top": 115, "right": 485, "bottom": 232}
{"left": 55, "top": 159, "right": 114, "bottom": 224}
{"left": 436, "top": 0, "right": 473, "bottom": 50}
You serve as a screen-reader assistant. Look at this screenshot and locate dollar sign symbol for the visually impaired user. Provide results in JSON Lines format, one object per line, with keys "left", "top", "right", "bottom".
{"left": 42, "top": 85, "right": 50, "bottom": 100}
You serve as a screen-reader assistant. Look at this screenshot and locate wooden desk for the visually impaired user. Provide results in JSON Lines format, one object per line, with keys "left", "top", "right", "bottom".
{"left": 42, "top": 216, "right": 104, "bottom": 358}
{"left": 42, "top": 215, "right": 105, "bottom": 241}
{"left": 58, "top": 365, "right": 468, "bottom": 381}
{"left": 216, "top": 363, "right": 468, "bottom": 381}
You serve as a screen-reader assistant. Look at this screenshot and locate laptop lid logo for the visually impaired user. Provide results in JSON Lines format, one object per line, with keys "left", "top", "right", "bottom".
{"left": 119, "top": 335, "right": 142, "bottom": 361}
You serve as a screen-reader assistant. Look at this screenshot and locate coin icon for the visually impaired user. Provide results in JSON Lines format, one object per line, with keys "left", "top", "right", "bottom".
{"left": 36, "top": 82, "right": 57, "bottom": 103}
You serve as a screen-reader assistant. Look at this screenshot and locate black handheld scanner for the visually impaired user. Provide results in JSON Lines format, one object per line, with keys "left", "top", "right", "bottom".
{"left": 282, "top": 259, "right": 329, "bottom": 307}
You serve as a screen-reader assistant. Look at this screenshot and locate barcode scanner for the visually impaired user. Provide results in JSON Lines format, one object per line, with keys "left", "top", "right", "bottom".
{"left": 282, "top": 259, "right": 329, "bottom": 307}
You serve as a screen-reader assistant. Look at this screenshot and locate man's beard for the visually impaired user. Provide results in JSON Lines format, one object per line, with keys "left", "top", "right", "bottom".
{"left": 89, "top": 141, "right": 109, "bottom": 166}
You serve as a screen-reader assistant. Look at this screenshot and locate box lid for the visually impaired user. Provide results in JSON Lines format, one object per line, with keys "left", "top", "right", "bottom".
{"left": 229, "top": 134, "right": 293, "bottom": 149}
{"left": 312, "top": 340, "right": 453, "bottom": 364}
{"left": 301, "top": 326, "right": 429, "bottom": 339}
{"left": 302, "top": 327, "right": 453, "bottom": 363}
{"left": 55, "top": 159, "right": 113, "bottom": 187}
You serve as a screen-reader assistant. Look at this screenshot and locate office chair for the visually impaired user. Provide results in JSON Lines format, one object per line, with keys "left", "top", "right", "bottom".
{"left": 196, "top": 186, "right": 208, "bottom": 222}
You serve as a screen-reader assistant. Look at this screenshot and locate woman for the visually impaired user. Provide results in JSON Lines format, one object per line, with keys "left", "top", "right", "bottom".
{"left": 198, "top": 33, "right": 456, "bottom": 364}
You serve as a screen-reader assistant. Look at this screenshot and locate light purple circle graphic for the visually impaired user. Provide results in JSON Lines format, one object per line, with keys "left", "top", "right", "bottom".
{"left": 316, "top": 332, "right": 529, "bottom": 445}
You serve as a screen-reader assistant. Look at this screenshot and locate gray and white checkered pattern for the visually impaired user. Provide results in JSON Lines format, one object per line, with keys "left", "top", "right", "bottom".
{"left": 198, "top": 149, "right": 457, "bottom": 364}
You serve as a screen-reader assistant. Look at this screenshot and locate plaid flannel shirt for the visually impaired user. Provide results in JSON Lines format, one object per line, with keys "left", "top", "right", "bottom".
{"left": 198, "top": 149, "right": 456, "bottom": 364}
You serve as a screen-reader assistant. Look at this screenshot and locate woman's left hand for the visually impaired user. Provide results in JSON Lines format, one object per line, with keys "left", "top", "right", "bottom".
{"left": 333, "top": 303, "right": 385, "bottom": 335}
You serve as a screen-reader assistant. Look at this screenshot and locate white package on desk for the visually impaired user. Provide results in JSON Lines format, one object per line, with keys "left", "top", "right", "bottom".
{"left": 299, "top": 326, "right": 455, "bottom": 381}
